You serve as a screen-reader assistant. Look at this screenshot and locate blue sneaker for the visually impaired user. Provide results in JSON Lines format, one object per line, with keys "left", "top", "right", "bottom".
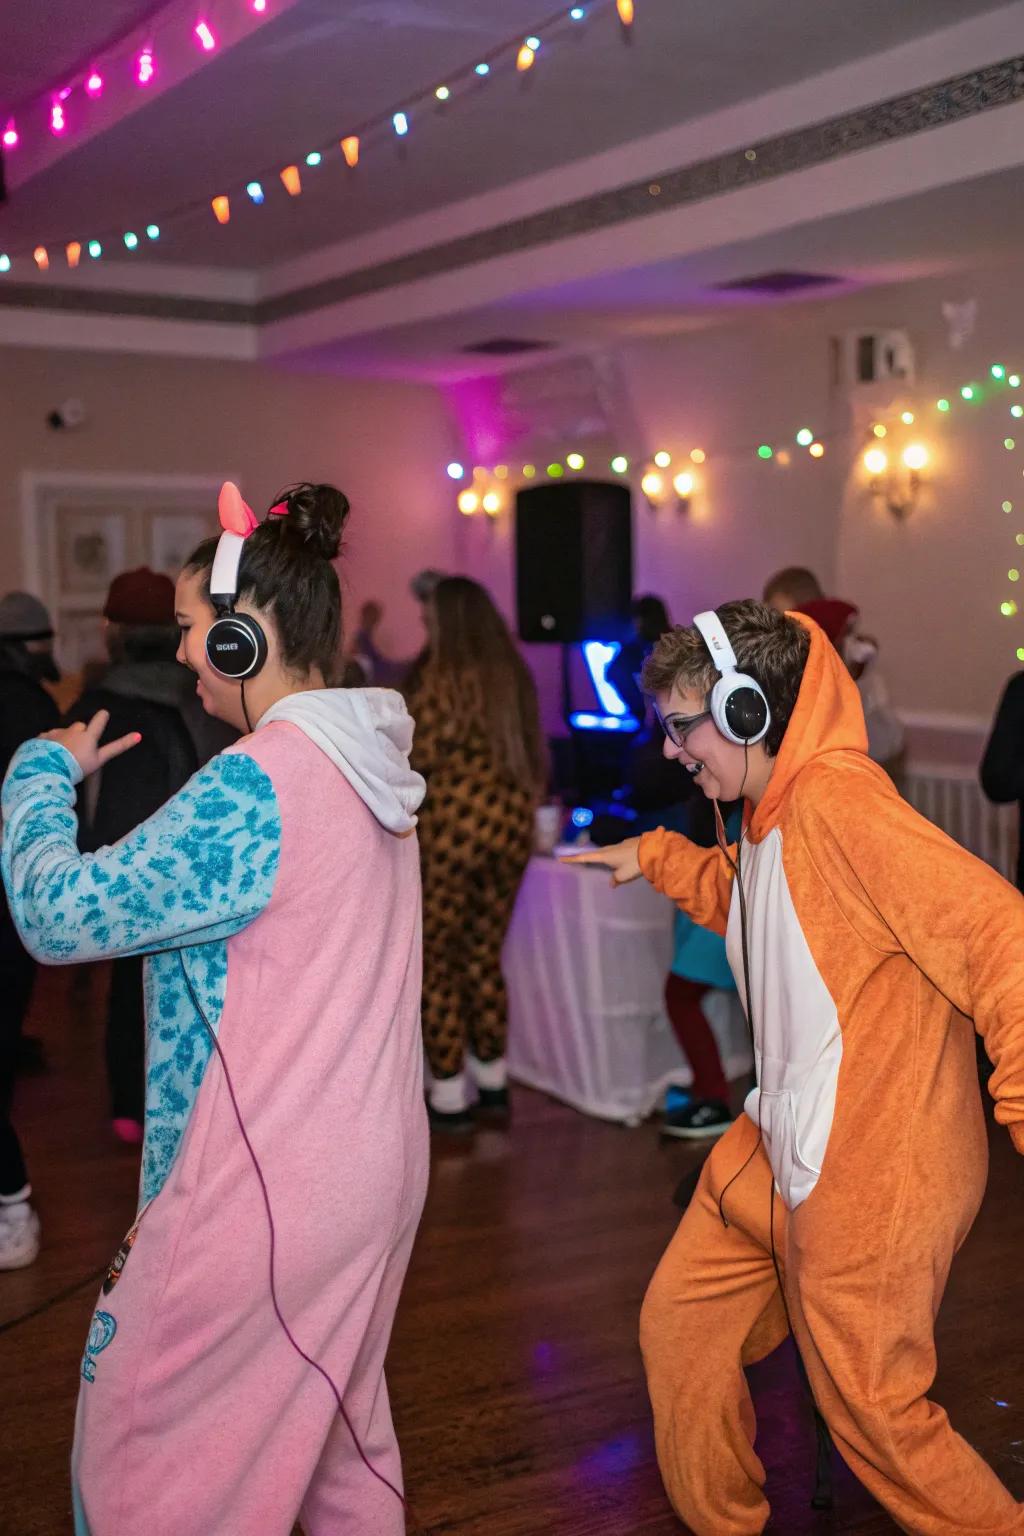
{"left": 664, "top": 1084, "right": 693, "bottom": 1115}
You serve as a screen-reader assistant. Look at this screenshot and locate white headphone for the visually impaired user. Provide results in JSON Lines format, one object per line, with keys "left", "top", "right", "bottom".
{"left": 693, "top": 610, "right": 771, "bottom": 746}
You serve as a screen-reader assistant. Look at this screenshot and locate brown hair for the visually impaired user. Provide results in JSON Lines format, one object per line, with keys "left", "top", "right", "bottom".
{"left": 421, "top": 577, "right": 547, "bottom": 793}
{"left": 762, "top": 565, "right": 822, "bottom": 607}
{"left": 641, "top": 599, "right": 810, "bottom": 756}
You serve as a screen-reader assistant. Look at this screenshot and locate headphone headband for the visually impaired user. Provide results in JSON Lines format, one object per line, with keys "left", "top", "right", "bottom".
{"left": 693, "top": 610, "right": 739, "bottom": 675}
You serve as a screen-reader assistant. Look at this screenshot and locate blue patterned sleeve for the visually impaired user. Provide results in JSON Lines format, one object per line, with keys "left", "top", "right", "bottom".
{"left": 1, "top": 741, "right": 280, "bottom": 963}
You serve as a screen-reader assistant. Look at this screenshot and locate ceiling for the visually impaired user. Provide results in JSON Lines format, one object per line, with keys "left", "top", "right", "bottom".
{"left": 0, "top": 0, "right": 1009, "bottom": 270}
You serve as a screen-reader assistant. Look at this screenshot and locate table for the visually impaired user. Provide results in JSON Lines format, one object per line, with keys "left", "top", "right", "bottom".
{"left": 504, "top": 854, "right": 753, "bottom": 1124}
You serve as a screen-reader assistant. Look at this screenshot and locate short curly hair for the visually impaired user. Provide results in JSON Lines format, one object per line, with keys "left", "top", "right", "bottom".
{"left": 641, "top": 599, "right": 810, "bottom": 756}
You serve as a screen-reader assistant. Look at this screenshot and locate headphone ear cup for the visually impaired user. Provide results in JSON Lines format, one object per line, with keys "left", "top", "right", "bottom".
{"left": 709, "top": 675, "right": 771, "bottom": 745}
{"left": 205, "top": 615, "right": 267, "bottom": 680}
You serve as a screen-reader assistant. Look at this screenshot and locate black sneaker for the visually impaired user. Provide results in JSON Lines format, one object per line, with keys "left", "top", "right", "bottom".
{"left": 426, "top": 1103, "right": 476, "bottom": 1135}
{"left": 475, "top": 1086, "right": 510, "bottom": 1121}
{"left": 660, "top": 1100, "right": 732, "bottom": 1140}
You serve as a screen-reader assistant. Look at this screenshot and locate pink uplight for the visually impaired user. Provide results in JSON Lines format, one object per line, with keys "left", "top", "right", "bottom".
{"left": 136, "top": 47, "right": 155, "bottom": 84}
{"left": 251, "top": 0, "right": 267, "bottom": 10}
{"left": 2, "top": 119, "right": 18, "bottom": 149}
{"left": 50, "top": 100, "right": 67, "bottom": 135}
{"left": 194, "top": 20, "right": 216, "bottom": 50}
{"left": 86, "top": 71, "right": 104, "bottom": 97}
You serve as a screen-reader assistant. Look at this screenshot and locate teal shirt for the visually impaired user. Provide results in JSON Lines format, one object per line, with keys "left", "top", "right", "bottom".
{"left": 670, "top": 808, "right": 741, "bottom": 991}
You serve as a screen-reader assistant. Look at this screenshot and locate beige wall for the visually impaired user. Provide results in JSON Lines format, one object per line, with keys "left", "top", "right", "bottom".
{"left": 0, "top": 346, "right": 457, "bottom": 662}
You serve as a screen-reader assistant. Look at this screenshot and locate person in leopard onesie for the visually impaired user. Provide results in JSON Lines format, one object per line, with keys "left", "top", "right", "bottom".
{"left": 404, "top": 577, "right": 546, "bottom": 1132}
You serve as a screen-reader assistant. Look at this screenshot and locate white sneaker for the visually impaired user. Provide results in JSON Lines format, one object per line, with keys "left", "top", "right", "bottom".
{"left": 0, "top": 1201, "right": 41, "bottom": 1270}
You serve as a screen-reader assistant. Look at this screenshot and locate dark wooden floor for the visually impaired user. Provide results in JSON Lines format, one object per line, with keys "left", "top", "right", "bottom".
{"left": 3, "top": 967, "right": 1024, "bottom": 1535}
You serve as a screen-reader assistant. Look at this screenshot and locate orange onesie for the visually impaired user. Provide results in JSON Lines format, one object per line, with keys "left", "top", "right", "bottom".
{"left": 637, "top": 619, "right": 1024, "bottom": 1535}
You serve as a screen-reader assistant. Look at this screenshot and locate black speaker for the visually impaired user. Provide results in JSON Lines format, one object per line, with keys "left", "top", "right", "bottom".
{"left": 515, "top": 479, "right": 633, "bottom": 643}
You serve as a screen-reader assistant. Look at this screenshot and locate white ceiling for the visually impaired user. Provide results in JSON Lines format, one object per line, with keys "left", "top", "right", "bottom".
{"left": 0, "top": 0, "right": 1008, "bottom": 269}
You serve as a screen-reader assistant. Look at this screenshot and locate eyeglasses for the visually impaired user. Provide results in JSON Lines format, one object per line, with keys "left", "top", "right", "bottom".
{"left": 655, "top": 705, "right": 712, "bottom": 749}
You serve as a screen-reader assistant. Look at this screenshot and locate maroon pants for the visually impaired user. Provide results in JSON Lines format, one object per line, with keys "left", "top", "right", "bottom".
{"left": 664, "top": 974, "right": 729, "bottom": 1103}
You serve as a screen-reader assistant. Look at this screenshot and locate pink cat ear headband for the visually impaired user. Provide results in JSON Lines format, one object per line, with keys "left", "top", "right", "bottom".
{"left": 210, "top": 481, "right": 288, "bottom": 608}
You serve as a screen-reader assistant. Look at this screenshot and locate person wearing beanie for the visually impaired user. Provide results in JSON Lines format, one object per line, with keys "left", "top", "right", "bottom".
{"left": 68, "top": 568, "right": 236, "bottom": 1143}
{"left": 349, "top": 568, "right": 447, "bottom": 687}
{"left": 796, "top": 597, "right": 905, "bottom": 781}
{"left": 0, "top": 592, "right": 60, "bottom": 1268}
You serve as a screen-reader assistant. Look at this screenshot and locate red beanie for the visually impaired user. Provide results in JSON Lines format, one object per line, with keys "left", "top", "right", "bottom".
{"left": 104, "top": 568, "right": 176, "bottom": 625}
{"left": 797, "top": 598, "right": 859, "bottom": 646}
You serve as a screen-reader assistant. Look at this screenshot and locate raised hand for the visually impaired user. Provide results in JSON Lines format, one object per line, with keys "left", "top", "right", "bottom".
{"left": 40, "top": 711, "right": 141, "bottom": 779}
{"left": 561, "top": 836, "right": 643, "bottom": 886}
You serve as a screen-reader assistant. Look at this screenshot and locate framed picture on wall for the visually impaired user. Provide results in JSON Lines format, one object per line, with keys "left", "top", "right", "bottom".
{"left": 55, "top": 507, "right": 128, "bottom": 596}
{"left": 148, "top": 510, "right": 212, "bottom": 578}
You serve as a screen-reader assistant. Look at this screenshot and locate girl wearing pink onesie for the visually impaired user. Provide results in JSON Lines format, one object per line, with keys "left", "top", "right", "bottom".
{"left": 2, "top": 482, "right": 428, "bottom": 1536}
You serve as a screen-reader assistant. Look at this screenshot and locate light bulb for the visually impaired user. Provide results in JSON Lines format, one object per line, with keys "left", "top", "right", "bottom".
{"left": 673, "top": 472, "right": 694, "bottom": 498}
{"left": 482, "top": 491, "right": 501, "bottom": 514}
{"left": 212, "top": 196, "right": 231, "bottom": 224}
{"left": 446, "top": 462, "right": 465, "bottom": 480}
{"left": 65, "top": 241, "right": 82, "bottom": 268}
{"left": 495, "top": 465, "right": 509, "bottom": 479}
{"left": 86, "top": 71, "right": 104, "bottom": 97}
{"left": 902, "top": 444, "right": 928, "bottom": 471}
{"left": 50, "top": 100, "right": 66, "bottom": 135}
{"left": 872, "top": 423, "right": 887, "bottom": 438}
{"left": 194, "top": 21, "right": 216, "bottom": 50}
{"left": 33, "top": 247, "right": 49, "bottom": 271}
{"left": 458, "top": 491, "right": 479, "bottom": 515}
{"left": 570, "top": 7, "right": 586, "bottom": 18}
{"left": 796, "top": 428, "right": 813, "bottom": 447}
{"left": 280, "top": 165, "right": 302, "bottom": 196}
{"left": 526, "top": 35, "right": 541, "bottom": 49}
{"left": 809, "top": 442, "right": 825, "bottom": 459}
{"left": 961, "top": 385, "right": 976, "bottom": 401}
{"left": 0, "top": 255, "right": 9, "bottom": 273}
{"left": 641, "top": 472, "right": 664, "bottom": 497}
{"left": 757, "top": 445, "right": 774, "bottom": 460}
{"left": 136, "top": 48, "right": 155, "bottom": 85}
{"left": 522, "top": 464, "right": 536, "bottom": 479}
{"left": 992, "top": 364, "right": 1006, "bottom": 380}
{"left": 566, "top": 453, "right": 585, "bottom": 470}
{"left": 610, "top": 456, "right": 629, "bottom": 474}
{"left": 146, "top": 224, "right": 160, "bottom": 240}
{"left": 864, "top": 448, "right": 888, "bottom": 476}
{"left": 435, "top": 86, "right": 450, "bottom": 101}
{"left": 547, "top": 463, "right": 565, "bottom": 478}
{"left": 516, "top": 43, "right": 536, "bottom": 70}
{"left": 305, "top": 151, "right": 322, "bottom": 167}
{"left": 88, "top": 240, "right": 101, "bottom": 259}
{"left": 617, "top": 0, "right": 635, "bottom": 24}
{"left": 123, "top": 232, "right": 139, "bottom": 250}
{"left": 937, "top": 398, "right": 950, "bottom": 412}
{"left": 475, "top": 62, "right": 490, "bottom": 76}
{"left": 2, "top": 119, "right": 17, "bottom": 148}
{"left": 246, "top": 181, "right": 265, "bottom": 203}
{"left": 393, "top": 112, "right": 409, "bottom": 136}
{"left": 653, "top": 450, "right": 671, "bottom": 468}
{"left": 901, "top": 411, "right": 915, "bottom": 425}
{"left": 690, "top": 448, "right": 706, "bottom": 464}
{"left": 251, "top": 0, "right": 267, "bottom": 10}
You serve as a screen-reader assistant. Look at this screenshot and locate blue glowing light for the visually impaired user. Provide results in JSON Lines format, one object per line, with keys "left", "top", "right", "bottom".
{"left": 569, "top": 711, "right": 639, "bottom": 732}
{"left": 571, "top": 807, "right": 594, "bottom": 828}
{"left": 582, "top": 639, "right": 629, "bottom": 716}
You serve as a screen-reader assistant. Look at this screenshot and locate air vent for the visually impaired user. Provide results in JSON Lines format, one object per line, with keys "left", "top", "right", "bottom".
{"left": 713, "top": 271, "right": 842, "bottom": 295}
{"left": 461, "top": 337, "right": 553, "bottom": 356}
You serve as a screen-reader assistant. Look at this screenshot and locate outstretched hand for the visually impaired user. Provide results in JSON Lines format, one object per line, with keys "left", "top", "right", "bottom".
{"left": 561, "top": 836, "right": 643, "bottom": 886}
{"left": 40, "top": 711, "right": 141, "bottom": 779}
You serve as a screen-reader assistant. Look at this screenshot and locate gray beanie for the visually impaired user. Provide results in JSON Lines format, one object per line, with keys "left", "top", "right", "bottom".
{"left": 0, "top": 591, "right": 54, "bottom": 641}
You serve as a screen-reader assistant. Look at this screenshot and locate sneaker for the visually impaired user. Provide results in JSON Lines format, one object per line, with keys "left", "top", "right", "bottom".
{"left": 661, "top": 1100, "right": 732, "bottom": 1140}
{"left": 664, "top": 1084, "right": 692, "bottom": 1116}
{"left": 475, "top": 1086, "right": 510, "bottom": 1121}
{"left": 426, "top": 1103, "right": 476, "bottom": 1135}
{"left": 0, "top": 1202, "right": 41, "bottom": 1270}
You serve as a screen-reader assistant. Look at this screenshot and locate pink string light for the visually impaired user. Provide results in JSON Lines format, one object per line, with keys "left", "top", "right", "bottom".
{"left": 50, "top": 100, "right": 67, "bottom": 135}
{"left": 85, "top": 71, "right": 104, "bottom": 97}
{"left": 2, "top": 119, "right": 17, "bottom": 149}
{"left": 137, "top": 47, "right": 155, "bottom": 85}
{"left": 194, "top": 20, "right": 216, "bottom": 50}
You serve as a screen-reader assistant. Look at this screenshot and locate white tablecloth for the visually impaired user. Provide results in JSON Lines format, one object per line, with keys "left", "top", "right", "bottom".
{"left": 504, "top": 854, "right": 753, "bottom": 1124}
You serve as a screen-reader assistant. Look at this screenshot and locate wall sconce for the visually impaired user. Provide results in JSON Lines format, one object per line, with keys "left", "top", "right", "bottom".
{"left": 863, "top": 442, "right": 929, "bottom": 520}
{"left": 641, "top": 463, "right": 697, "bottom": 514}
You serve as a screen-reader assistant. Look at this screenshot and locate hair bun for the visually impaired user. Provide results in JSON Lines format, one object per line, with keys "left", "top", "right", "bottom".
{"left": 272, "top": 482, "right": 349, "bottom": 560}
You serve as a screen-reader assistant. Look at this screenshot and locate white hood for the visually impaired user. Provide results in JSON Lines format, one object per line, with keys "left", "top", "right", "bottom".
{"left": 257, "top": 688, "right": 425, "bottom": 835}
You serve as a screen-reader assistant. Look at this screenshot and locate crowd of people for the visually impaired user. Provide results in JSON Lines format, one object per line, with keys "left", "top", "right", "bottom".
{"left": 0, "top": 483, "right": 1022, "bottom": 1535}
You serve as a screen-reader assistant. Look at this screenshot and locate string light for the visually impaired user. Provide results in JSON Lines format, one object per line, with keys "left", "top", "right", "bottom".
{"left": 146, "top": 223, "right": 160, "bottom": 240}
{"left": 757, "top": 445, "right": 774, "bottom": 460}
{"left": 475, "top": 62, "right": 490, "bottom": 76}
{"left": 673, "top": 472, "right": 694, "bottom": 498}
{"left": 458, "top": 490, "right": 479, "bottom": 515}
{"left": 570, "top": 7, "right": 586, "bottom": 18}
{"left": 795, "top": 428, "right": 813, "bottom": 447}
{"left": 251, "top": 0, "right": 267, "bottom": 10}
{"left": 902, "top": 444, "right": 928, "bottom": 471}
{"left": 482, "top": 491, "right": 502, "bottom": 514}
{"left": 610, "top": 456, "right": 629, "bottom": 474}
{"left": 246, "top": 181, "right": 265, "bottom": 203}
{"left": 88, "top": 240, "right": 101, "bottom": 259}
{"left": 516, "top": 44, "right": 536, "bottom": 72}
{"left": 50, "top": 100, "right": 67, "bottom": 135}
{"left": 435, "top": 86, "right": 450, "bottom": 101}
{"left": 1012, "top": 405, "right": 1024, "bottom": 419}
{"left": 1011, "top": 375, "right": 1022, "bottom": 389}
{"left": 617, "top": 0, "right": 635, "bottom": 25}
{"left": 937, "top": 399, "right": 951, "bottom": 412}
{"left": 1001, "top": 601, "right": 1018, "bottom": 617}
{"left": 211, "top": 195, "right": 231, "bottom": 224}
{"left": 526, "top": 35, "right": 542, "bottom": 50}
{"left": 872, "top": 424, "right": 887, "bottom": 438}
{"left": 547, "top": 463, "right": 565, "bottom": 478}
{"left": 522, "top": 464, "right": 536, "bottom": 479}
{"left": 136, "top": 48, "right": 155, "bottom": 85}
{"left": 1006, "top": 438, "right": 1017, "bottom": 452}
{"left": 864, "top": 448, "right": 888, "bottom": 475}
{"left": 194, "top": 21, "right": 216, "bottom": 51}
{"left": 0, "top": 255, "right": 10, "bottom": 273}
{"left": 302, "top": 151, "right": 321, "bottom": 167}
{"left": 566, "top": 453, "right": 585, "bottom": 470}
{"left": 446, "top": 462, "right": 465, "bottom": 480}
{"left": 341, "top": 135, "right": 360, "bottom": 167}
{"left": 1010, "top": 569, "right": 1021, "bottom": 582}
{"left": 653, "top": 450, "right": 671, "bottom": 468}
{"left": 495, "top": 465, "right": 509, "bottom": 479}
{"left": 123, "top": 232, "right": 139, "bottom": 250}
{"left": 280, "top": 165, "right": 302, "bottom": 196}
{"left": 809, "top": 442, "right": 825, "bottom": 459}
{"left": 85, "top": 71, "right": 104, "bottom": 98}
{"left": 65, "top": 241, "right": 81, "bottom": 269}
{"left": 33, "top": 247, "right": 49, "bottom": 271}
{"left": 961, "top": 385, "right": 976, "bottom": 401}
{"left": 2, "top": 119, "right": 17, "bottom": 148}
{"left": 991, "top": 365, "right": 1006, "bottom": 380}
{"left": 901, "top": 411, "right": 915, "bottom": 425}
{"left": 690, "top": 448, "right": 706, "bottom": 464}
{"left": 393, "top": 112, "right": 409, "bottom": 136}
{"left": 641, "top": 472, "right": 664, "bottom": 497}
